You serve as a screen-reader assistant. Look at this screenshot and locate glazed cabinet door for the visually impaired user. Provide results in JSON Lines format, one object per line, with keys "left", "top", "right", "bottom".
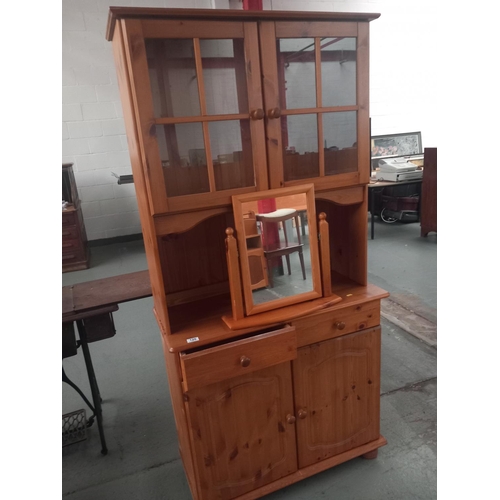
{"left": 259, "top": 21, "right": 370, "bottom": 191}
{"left": 292, "top": 327, "right": 381, "bottom": 468}
{"left": 121, "top": 18, "right": 268, "bottom": 214}
{"left": 185, "top": 362, "right": 297, "bottom": 500}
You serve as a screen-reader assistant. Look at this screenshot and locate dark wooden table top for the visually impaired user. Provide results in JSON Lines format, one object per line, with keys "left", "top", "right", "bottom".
{"left": 62, "top": 270, "right": 152, "bottom": 322}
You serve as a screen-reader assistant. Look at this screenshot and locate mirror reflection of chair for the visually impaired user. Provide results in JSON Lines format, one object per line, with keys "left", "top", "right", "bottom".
{"left": 256, "top": 208, "right": 306, "bottom": 288}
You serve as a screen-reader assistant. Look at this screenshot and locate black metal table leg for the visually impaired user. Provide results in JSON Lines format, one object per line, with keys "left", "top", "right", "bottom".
{"left": 370, "top": 188, "right": 375, "bottom": 240}
{"left": 76, "top": 320, "right": 108, "bottom": 455}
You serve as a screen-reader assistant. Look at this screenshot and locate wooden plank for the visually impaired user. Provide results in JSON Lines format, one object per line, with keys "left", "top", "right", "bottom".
{"left": 225, "top": 228, "right": 245, "bottom": 321}
{"left": 106, "top": 8, "right": 381, "bottom": 40}
{"left": 318, "top": 213, "right": 332, "bottom": 297}
{"left": 142, "top": 18, "right": 244, "bottom": 39}
{"left": 293, "top": 327, "right": 381, "bottom": 467}
{"left": 316, "top": 186, "right": 364, "bottom": 205}
{"left": 184, "top": 362, "right": 298, "bottom": 499}
{"left": 258, "top": 21, "right": 283, "bottom": 189}
{"left": 275, "top": 21, "right": 358, "bottom": 38}
{"left": 233, "top": 436, "right": 387, "bottom": 500}
{"left": 284, "top": 171, "right": 359, "bottom": 190}
{"left": 154, "top": 207, "right": 231, "bottom": 236}
{"left": 180, "top": 325, "right": 296, "bottom": 391}
{"left": 121, "top": 19, "right": 169, "bottom": 215}
{"left": 66, "top": 270, "right": 152, "bottom": 313}
{"left": 244, "top": 22, "right": 269, "bottom": 191}
{"left": 112, "top": 21, "right": 170, "bottom": 331}
{"left": 154, "top": 113, "right": 249, "bottom": 125}
{"left": 222, "top": 295, "right": 341, "bottom": 331}
{"left": 357, "top": 22, "right": 370, "bottom": 184}
{"left": 292, "top": 300, "right": 381, "bottom": 348}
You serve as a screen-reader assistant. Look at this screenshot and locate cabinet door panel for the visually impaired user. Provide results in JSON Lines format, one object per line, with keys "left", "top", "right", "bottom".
{"left": 293, "top": 327, "right": 380, "bottom": 468}
{"left": 260, "top": 21, "right": 370, "bottom": 189}
{"left": 186, "top": 362, "right": 297, "bottom": 500}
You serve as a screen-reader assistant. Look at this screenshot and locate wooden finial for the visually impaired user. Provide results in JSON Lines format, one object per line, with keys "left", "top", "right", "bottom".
{"left": 319, "top": 212, "right": 327, "bottom": 221}
{"left": 226, "top": 227, "right": 234, "bottom": 236}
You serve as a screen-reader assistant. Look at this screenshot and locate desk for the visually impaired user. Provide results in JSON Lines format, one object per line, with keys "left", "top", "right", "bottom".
{"left": 368, "top": 179, "right": 422, "bottom": 239}
{"left": 62, "top": 270, "right": 152, "bottom": 454}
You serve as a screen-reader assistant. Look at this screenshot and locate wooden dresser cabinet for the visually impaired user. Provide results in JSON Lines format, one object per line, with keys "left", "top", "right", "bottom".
{"left": 62, "top": 163, "right": 89, "bottom": 272}
{"left": 107, "top": 7, "right": 387, "bottom": 500}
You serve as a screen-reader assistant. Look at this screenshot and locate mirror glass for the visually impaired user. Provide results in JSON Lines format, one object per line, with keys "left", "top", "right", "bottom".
{"left": 232, "top": 185, "right": 322, "bottom": 315}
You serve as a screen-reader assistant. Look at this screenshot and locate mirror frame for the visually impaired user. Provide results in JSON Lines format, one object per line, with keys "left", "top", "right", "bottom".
{"left": 232, "top": 183, "right": 322, "bottom": 316}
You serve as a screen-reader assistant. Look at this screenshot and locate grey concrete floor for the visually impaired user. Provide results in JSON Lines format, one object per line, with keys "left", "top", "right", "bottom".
{"left": 62, "top": 218, "right": 437, "bottom": 499}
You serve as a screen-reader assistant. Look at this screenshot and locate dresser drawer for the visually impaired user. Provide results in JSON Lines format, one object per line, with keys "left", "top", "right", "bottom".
{"left": 180, "top": 325, "right": 296, "bottom": 391}
{"left": 62, "top": 238, "right": 83, "bottom": 253}
{"left": 62, "top": 225, "right": 79, "bottom": 239}
{"left": 292, "top": 301, "right": 381, "bottom": 347}
{"left": 62, "top": 211, "right": 77, "bottom": 226}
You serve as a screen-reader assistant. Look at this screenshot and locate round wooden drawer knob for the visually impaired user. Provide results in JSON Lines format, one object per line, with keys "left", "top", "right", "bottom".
{"left": 250, "top": 108, "right": 264, "bottom": 120}
{"left": 335, "top": 321, "right": 346, "bottom": 330}
{"left": 267, "top": 107, "right": 281, "bottom": 119}
{"left": 298, "top": 409, "right": 307, "bottom": 419}
{"left": 286, "top": 414, "right": 296, "bottom": 424}
{"left": 240, "top": 356, "right": 251, "bottom": 367}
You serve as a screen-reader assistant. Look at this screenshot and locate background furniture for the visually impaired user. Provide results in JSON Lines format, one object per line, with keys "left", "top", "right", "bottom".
{"left": 62, "top": 271, "right": 152, "bottom": 454}
{"left": 62, "top": 163, "right": 89, "bottom": 272}
{"left": 257, "top": 209, "right": 306, "bottom": 287}
{"left": 368, "top": 178, "right": 422, "bottom": 239}
{"left": 242, "top": 211, "right": 268, "bottom": 290}
{"left": 107, "top": 8, "right": 386, "bottom": 500}
{"left": 420, "top": 148, "right": 437, "bottom": 236}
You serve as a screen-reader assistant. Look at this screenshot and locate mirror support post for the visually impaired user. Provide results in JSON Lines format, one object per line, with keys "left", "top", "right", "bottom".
{"left": 226, "top": 228, "right": 245, "bottom": 320}
{"left": 318, "top": 212, "right": 332, "bottom": 297}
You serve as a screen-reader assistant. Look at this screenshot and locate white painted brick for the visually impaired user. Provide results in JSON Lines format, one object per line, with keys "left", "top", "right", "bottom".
{"left": 113, "top": 101, "right": 124, "bottom": 118}
{"left": 93, "top": 168, "right": 119, "bottom": 185}
{"left": 73, "top": 153, "right": 108, "bottom": 171}
{"left": 62, "top": 86, "right": 97, "bottom": 104}
{"left": 73, "top": 170, "right": 96, "bottom": 188}
{"left": 62, "top": 138, "right": 90, "bottom": 156}
{"left": 113, "top": 183, "right": 137, "bottom": 199}
{"left": 85, "top": 215, "right": 109, "bottom": 234}
{"left": 101, "top": 119, "right": 125, "bottom": 136}
{"left": 62, "top": 123, "right": 69, "bottom": 140}
{"left": 63, "top": 103, "right": 83, "bottom": 121}
{"left": 89, "top": 135, "right": 124, "bottom": 153}
{"left": 106, "top": 151, "right": 131, "bottom": 168}
{"left": 109, "top": 211, "right": 141, "bottom": 229}
{"left": 63, "top": 69, "right": 77, "bottom": 86}
{"left": 87, "top": 228, "right": 107, "bottom": 241}
{"left": 79, "top": 184, "right": 115, "bottom": 202}
{"left": 88, "top": 47, "right": 115, "bottom": 66}
{"left": 64, "top": 0, "right": 100, "bottom": 13}
{"left": 120, "top": 135, "right": 129, "bottom": 150}
{"left": 74, "top": 66, "right": 110, "bottom": 86}
{"left": 81, "top": 200, "right": 102, "bottom": 219}
{"left": 82, "top": 102, "right": 116, "bottom": 120}
{"left": 83, "top": 12, "right": 109, "bottom": 35}
{"left": 62, "top": 10, "right": 86, "bottom": 31}
{"left": 68, "top": 121, "right": 103, "bottom": 138}
{"left": 269, "top": 0, "right": 332, "bottom": 11}
{"left": 62, "top": 156, "right": 75, "bottom": 165}
{"left": 96, "top": 84, "right": 120, "bottom": 102}
{"left": 101, "top": 196, "right": 139, "bottom": 215}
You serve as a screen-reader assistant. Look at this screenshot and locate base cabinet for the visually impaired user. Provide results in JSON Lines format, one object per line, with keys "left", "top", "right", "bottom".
{"left": 293, "top": 328, "right": 381, "bottom": 468}
{"left": 185, "top": 363, "right": 298, "bottom": 500}
{"left": 183, "top": 326, "right": 382, "bottom": 500}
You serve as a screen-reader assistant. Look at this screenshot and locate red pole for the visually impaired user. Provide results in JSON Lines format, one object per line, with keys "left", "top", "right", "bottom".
{"left": 243, "top": 0, "right": 263, "bottom": 10}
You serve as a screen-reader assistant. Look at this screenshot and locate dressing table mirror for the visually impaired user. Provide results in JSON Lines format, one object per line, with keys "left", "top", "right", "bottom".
{"left": 232, "top": 184, "right": 324, "bottom": 316}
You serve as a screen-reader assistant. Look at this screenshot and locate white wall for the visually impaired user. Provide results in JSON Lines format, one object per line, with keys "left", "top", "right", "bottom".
{"left": 62, "top": 0, "right": 439, "bottom": 240}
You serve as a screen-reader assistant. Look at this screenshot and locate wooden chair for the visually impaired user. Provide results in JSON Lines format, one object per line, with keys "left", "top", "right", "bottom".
{"left": 256, "top": 208, "right": 306, "bottom": 287}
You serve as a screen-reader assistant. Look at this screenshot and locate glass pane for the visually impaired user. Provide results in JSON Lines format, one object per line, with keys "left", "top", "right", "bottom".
{"left": 323, "top": 112, "right": 358, "bottom": 175}
{"left": 278, "top": 38, "right": 316, "bottom": 110}
{"left": 200, "top": 39, "right": 249, "bottom": 115}
{"left": 209, "top": 120, "right": 254, "bottom": 191}
{"left": 282, "top": 114, "right": 319, "bottom": 181}
{"left": 145, "top": 39, "right": 201, "bottom": 118}
{"left": 321, "top": 37, "right": 357, "bottom": 107}
{"left": 156, "top": 123, "right": 210, "bottom": 197}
